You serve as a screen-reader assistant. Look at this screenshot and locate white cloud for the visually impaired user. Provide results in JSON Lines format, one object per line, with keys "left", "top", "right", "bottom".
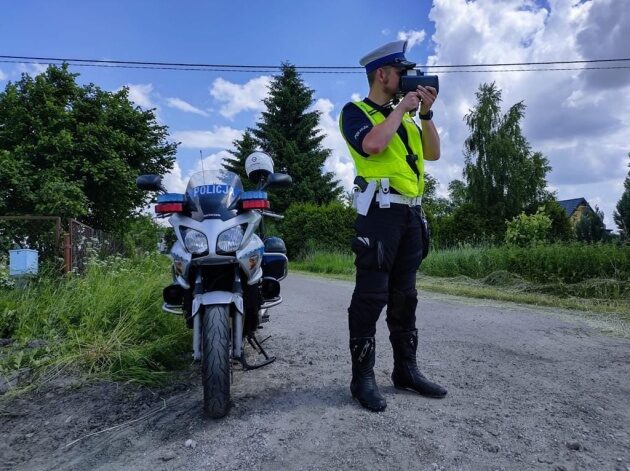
{"left": 162, "top": 160, "right": 187, "bottom": 193}
{"left": 193, "top": 150, "right": 234, "bottom": 174}
{"left": 161, "top": 151, "right": 235, "bottom": 193}
{"left": 123, "top": 83, "right": 156, "bottom": 109}
{"left": 381, "top": 29, "right": 391, "bottom": 36}
{"left": 171, "top": 126, "right": 242, "bottom": 149}
{"left": 210, "top": 76, "right": 272, "bottom": 119}
{"left": 165, "top": 97, "right": 208, "bottom": 116}
{"left": 397, "top": 29, "right": 426, "bottom": 49}
{"left": 312, "top": 98, "right": 356, "bottom": 193}
{"left": 350, "top": 93, "right": 361, "bottom": 102}
{"left": 424, "top": 0, "right": 630, "bottom": 230}
{"left": 0, "top": 69, "right": 7, "bottom": 81}
{"left": 15, "top": 63, "right": 48, "bottom": 76}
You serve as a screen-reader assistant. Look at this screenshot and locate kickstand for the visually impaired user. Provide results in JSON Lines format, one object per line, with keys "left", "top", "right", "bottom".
{"left": 257, "top": 335, "right": 272, "bottom": 346}
{"left": 237, "top": 334, "right": 276, "bottom": 370}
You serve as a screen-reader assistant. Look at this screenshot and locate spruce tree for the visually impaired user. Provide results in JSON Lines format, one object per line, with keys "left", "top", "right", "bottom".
{"left": 613, "top": 153, "right": 630, "bottom": 239}
{"left": 463, "top": 83, "right": 551, "bottom": 236}
{"left": 251, "top": 63, "right": 342, "bottom": 212}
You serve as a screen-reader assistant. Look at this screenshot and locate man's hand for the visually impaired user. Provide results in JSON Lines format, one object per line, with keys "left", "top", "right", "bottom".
{"left": 397, "top": 90, "right": 421, "bottom": 114}
{"left": 418, "top": 86, "right": 437, "bottom": 115}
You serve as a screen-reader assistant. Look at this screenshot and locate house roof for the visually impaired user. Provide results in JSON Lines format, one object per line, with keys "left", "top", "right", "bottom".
{"left": 557, "top": 198, "right": 588, "bottom": 217}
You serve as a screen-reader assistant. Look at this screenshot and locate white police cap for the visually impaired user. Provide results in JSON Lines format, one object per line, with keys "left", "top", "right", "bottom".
{"left": 359, "top": 39, "right": 416, "bottom": 74}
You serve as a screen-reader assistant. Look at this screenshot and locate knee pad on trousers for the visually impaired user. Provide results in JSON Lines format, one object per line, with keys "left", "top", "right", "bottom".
{"left": 386, "top": 288, "right": 418, "bottom": 333}
{"left": 348, "top": 291, "right": 388, "bottom": 338}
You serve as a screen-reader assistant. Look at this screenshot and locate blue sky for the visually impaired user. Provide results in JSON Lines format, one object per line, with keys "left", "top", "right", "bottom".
{"left": 1, "top": 0, "right": 628, "bottom": 229}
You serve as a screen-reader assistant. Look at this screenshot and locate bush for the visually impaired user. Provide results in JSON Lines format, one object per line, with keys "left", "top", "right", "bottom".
{"left": 0, "top": 255, "right": 14, "bottom": 289}
{"left": 282, "top": 202, "right": 356, "bottom": 258}
{"left": 121, "top": 215, "right": 165, "bottom": 256}
{"left": 505, "top": 209, "right": 551, "bottom": 246}
{"left": 541, "top": 201, "right": 574, "bottom": 242}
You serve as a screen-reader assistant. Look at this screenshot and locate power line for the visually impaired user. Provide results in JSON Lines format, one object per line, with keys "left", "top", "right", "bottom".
{"left": 2, "top": 59, "right": 630, "bottom": 75}
{"left": 421, "top": 58, "right": 630, "bottom": 69}
{"left": 1, "top": 54, "right": 629, "bottom": 73}
{"left": 438, "top": 66, "right": 630, "bottom": 73}
{"left": 0, "top": 60, "right": 280, "bottom": 74}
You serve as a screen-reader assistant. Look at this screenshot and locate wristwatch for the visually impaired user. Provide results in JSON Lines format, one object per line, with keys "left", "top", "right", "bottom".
{"left": 419, "top": 110, "right": 433, "bottom": 120}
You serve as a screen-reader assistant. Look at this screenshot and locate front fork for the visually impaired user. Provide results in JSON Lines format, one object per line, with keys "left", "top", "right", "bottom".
{"left": 191, "top": 268, "right": 244, "bottom": 361}
{"left": 192, "top": 268, "right": 275, "bottom": 370}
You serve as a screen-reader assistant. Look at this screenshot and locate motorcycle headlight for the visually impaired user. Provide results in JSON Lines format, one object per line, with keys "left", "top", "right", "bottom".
{"left": 217, "top": 225, "right": 244, "bottom": 253}
{"left": 182, "top": 228, "right": 208, "bottom": 254}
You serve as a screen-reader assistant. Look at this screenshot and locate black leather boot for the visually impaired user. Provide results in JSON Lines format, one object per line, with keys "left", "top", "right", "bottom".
{"left": 349, "top": 337, "right": 387, "bottom": 412}
{"left": 390, "top": 330, "right": 447, "bottom": 398}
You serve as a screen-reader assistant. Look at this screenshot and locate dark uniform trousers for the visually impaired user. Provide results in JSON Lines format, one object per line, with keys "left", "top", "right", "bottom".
{"left": 348, "top": 202, "right": 428, "bottom": 338}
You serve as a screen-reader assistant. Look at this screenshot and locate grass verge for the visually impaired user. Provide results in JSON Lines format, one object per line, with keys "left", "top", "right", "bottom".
{"left": 290, "top": 249, "right": 630, "bottom": 323}
{"left": 0, "top": 254, "right": 190, "bottom": 393}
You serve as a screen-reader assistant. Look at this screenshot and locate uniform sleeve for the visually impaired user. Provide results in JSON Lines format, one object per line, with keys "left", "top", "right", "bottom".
{"left": 340, "top": 103, "right": 371, "bottom": 158}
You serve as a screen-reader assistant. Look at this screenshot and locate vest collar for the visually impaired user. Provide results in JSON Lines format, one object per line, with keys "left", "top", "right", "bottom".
{"left": 363, "top": 98, "right": 394, "bottom": 115}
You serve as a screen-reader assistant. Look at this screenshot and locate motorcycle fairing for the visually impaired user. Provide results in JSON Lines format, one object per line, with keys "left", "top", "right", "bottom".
{"left": 186, "top": 170, "right": 243, "bottom": 221}
{"left": 192, "top": 291, "right": 243, "bottom": 317}
{"left": 236, "top": 235, "right": 265, "bottom": 285}
{"left": 170, "top": 240, "right": 192, "bottom": 280}
{"left": 169, "top": 210, "right": 262, "bottom": 270}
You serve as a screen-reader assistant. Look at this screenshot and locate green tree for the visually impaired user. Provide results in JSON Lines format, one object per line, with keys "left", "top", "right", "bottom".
{"left": 448, "top": 179, "right": 468, "bottom": 208}
{"left": 575, "top": 206, "right": 607, "bottom": 243}
{"left": 613, "top": 153, "right": 630, "bottom": 239}
{"left": 250, "top": 63, "right": 342, "bottom": 212}
{"left": 0, "top": 65, "right": 176, "bottom": 232}
{"left": 423, "top": 173, "right": 452, "bottom": 219}
{"left": 463, "top": 83, "right": 551, "bottom": 237}
{"left": 222, "top": 129, "right": 258, "bottom": 190}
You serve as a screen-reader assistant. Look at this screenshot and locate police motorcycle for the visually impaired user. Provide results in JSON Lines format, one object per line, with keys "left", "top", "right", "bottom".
{"left": 136, "top": 152, "right": 291, "bottom": 418}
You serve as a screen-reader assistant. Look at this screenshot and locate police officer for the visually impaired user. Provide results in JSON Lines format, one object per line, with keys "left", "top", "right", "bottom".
{"left": 339, "top": 40, "right": 447, "bottom": 412}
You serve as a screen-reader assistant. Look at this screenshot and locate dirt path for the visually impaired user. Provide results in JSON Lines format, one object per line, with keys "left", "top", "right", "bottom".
{"left": 1, "top": 273, "right": 629, "bottom": 471}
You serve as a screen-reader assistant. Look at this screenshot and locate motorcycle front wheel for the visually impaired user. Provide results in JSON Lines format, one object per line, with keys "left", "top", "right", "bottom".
{"left": 201, "top": 304, "right": 231, "bottom": 418}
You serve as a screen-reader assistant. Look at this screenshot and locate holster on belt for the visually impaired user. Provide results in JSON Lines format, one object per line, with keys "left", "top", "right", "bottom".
{"left": 353, "top": 179, "right": 377, "bottom": 216}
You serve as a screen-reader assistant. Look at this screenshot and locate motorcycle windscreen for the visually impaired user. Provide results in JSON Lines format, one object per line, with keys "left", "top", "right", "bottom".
{"left": 186, "top": 170, "right": 244, "bottom": 220}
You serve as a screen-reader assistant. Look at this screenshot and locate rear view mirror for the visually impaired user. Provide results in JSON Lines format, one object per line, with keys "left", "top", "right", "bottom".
{"left": 264, "top": 173, "right": 292, "bottom": 190}
{"left": 136, "top": 174, "right": 163, "bottom": 191}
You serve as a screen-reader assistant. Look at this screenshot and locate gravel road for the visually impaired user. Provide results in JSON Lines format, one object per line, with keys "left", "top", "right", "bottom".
{"left": 1, "top": 273, "right": 629, "bottom": 471}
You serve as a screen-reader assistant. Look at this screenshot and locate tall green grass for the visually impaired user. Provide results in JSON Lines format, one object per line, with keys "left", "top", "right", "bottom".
{"left": 291, "top": 250, "right": 355, "bottom": 276}
{"left": 421, "top": 243, "right": 630, "bottom": 284}
{"left": 291, "top": 243, "right": 630, "bottom": 301}
{"left": 0, "top": 254, "right": 190, "bottom": 386}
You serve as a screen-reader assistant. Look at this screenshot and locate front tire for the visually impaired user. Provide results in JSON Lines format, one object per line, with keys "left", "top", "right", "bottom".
{"left": 201, "top": 304, "right": 231, "bottom": 418}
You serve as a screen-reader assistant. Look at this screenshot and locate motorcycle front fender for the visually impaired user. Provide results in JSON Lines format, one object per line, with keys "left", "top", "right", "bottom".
{"left": 192, "top": 291, "right": 243, "bottom": 317}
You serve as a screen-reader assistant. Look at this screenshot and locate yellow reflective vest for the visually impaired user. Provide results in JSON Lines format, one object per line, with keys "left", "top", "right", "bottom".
{"left": 340, "top": 101, "right": 424, "bottom": 197}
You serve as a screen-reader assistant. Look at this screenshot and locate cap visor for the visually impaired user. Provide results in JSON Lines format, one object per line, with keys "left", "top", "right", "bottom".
{"left": 392, "top": 59, "right": 417, "bottom": 70}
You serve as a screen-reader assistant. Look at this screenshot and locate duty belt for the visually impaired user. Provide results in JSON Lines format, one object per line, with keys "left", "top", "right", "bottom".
{"left": 353, "top": 177, "right": 422, "bottom": 215}
{"left": 376, "top": 192, "right": 422, "bottom": 207}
